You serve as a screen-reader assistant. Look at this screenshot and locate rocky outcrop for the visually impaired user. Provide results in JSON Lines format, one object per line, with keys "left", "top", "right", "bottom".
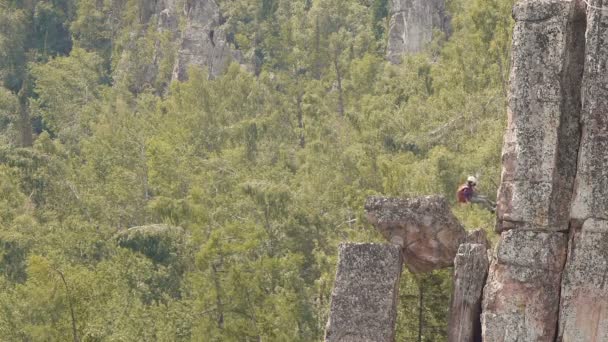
{"left": 326, "top": 196, "right": 471, "bottom": 340}
{"left": 448, "top": 243, "right": 489, "bottom": 342}
{"left": 387, "top": 0, "right": 450, "bottom": 63}
{"left": 172, "top": 0, "right": 243, "bottom": 80}
{"left": 364, "top": 196, "right": 466, "bottom": 273}
{"left": 325, "top": 243, "right": 402, "bottom": 342}
{"left": 558, "top": 1, "right": 608, "bottom": 340}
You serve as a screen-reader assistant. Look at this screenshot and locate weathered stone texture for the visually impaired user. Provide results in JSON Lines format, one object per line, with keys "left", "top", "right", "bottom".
{"left": 172, "top": 0, "right": 242, "bottom": 81}
{"left": 559, "top": 219, "right": 608, "bottom": 341}
{"left": 570, "top": 0, "right": 608, "bottom": 223}
{"left": 386, "top": 0, "right": 450, "bottom": 63}
{"left": 465, "top": 229, "right": 490, "bottom": 248}
{"left": 481, "top": 230, "right": 567, "bottom": 342}
{"left": 448, "top": 243, "right": 489, "bottom": 342}
{"left": 325, "top": 244, "right": 402, "bottom": 342}
{"left": 496, "top": 0, "right": 586, "bottom": 233}
{"left": 558, "top": 4, "right": 608, "bottom": 338}
{"left": 364, "top": 196, "right": 466, "bottom": 273}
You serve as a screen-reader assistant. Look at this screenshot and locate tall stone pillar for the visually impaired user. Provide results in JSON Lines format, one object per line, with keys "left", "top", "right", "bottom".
{"left": 496, "top": 0, "right": 585, "bottom": 234}
{"left": 558, "top": 0, "right": 608, "bottom": 340}
{"left": 325, "top": 244, "right": 403, "bottom": 342}
{"left": 448, "top": 243, "right": 489, "bottom": 342}
{"left": 483, "top": 0, "right": 586, "bottom": 341}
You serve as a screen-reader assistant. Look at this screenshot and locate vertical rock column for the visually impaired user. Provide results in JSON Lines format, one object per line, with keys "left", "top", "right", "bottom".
{"left": 448, "top": 243, "right": 489, "bottom": 342}
{"left": 483, "top": 0, "right": 586, "bottom": 341}
{"left": 386, "top": 0, "right": 450, "bottom": 63}
{"left": 496, "top": 0, "right": 585, "bottom": 233}
{"left": 325, "top": 244, "right": 403, "bottom": 342}
{"left": 559, "top": 0, "right": 608, "bottom": 340}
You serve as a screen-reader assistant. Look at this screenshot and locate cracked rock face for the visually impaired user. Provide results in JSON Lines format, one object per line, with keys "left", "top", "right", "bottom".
{"left": 482, "top": 230, "right": 568, "bottom": 342}
{"left": 558, "top": 1, "right": 608, "bottom": 339}
{"left": 569, "top": 0, "right": 608, "bottom": 224}
{"left": 364, "top": 196, "right": 466, "bottom": 273}
{"left": 559, "top": 219, "right": 608, "bottom": 341}
{"left": 325, "top": 244, "right": 402, "bottom": 342}
{"left": 484, "top": 1, "right": 586, "bottom": 340}
{"left": 386, "top": 0, "right": 450, "bottom": 63}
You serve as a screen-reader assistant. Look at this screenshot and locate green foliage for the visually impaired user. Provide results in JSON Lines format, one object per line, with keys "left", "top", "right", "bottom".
{"left": 0, "top": 0, "right": 514, "bottom": 339}
{"left": 0, "top": 87, "right": 19, "bottom": 144}
{"left": 0, "top": 4, "right": 28, "bottom": 91}
{"left": 372, "top": 0, "right": 389, "bottom": 40}
{"left": 396, "top": 270, "right": 453, "bottom": 342}
{"left": 31, "top": 48, "right": 105, "bottom": 142}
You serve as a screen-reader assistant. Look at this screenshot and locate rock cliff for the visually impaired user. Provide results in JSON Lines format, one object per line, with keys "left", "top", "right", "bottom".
{"left": 488, "top": 0, "right": 608, "bottom": 341}
{"left": 115, "top": 0, "right": 243, "bottom": 92}
{"left": 327, "top": 1, "right": 608, "bottom": 341}
{"left": 387, "top": 0, "right": 450, "bottom": 63}
{"left": 558, "top": 0, "right": 608, "bottom": 339}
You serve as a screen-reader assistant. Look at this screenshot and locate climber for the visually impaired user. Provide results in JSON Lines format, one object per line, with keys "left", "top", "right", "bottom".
{"left": 457, "top": 176, "right": 496, "bottom": 213}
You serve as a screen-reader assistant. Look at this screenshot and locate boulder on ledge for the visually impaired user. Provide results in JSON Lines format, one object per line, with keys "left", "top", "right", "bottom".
{"left": 364, "top": 196, "right": 467, "bottom": 273}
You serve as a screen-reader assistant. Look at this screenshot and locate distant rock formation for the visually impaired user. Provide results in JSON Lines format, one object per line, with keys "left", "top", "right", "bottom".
{"left": 387, "top": 0, "right": 450, "bottom": 63}
{"left": 172, "top": 0, "right": 244, "bottom": 80}
{"left": 115, "top": 0, "right": 245, "bottom": 91}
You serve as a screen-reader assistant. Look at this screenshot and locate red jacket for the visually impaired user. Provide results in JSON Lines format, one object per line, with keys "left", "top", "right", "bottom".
{"left": 457, "top": 184, "right": 474, "bottom": 203}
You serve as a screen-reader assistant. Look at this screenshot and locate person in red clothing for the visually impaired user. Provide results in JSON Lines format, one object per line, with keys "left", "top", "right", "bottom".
{"left": 457, "top": 176, "right": 496, "bottom": 213}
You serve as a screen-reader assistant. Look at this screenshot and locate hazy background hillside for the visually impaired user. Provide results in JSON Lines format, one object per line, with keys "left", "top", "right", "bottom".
{"left": 0, "top": 0, "right": 512, "bottom": 340}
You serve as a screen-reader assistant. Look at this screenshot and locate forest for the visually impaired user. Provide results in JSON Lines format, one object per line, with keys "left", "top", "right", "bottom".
{"left": 0, "top": 0, "right": 513, "bottom": 340}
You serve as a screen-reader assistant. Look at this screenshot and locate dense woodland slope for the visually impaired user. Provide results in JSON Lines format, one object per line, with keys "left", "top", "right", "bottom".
{"left": 0, "top": 0, "right": 512, "bottom": 340}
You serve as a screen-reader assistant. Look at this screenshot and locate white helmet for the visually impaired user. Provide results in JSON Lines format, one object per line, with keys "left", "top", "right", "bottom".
{"left": 467, "top": 176, "right": 477, "bottom": 184}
